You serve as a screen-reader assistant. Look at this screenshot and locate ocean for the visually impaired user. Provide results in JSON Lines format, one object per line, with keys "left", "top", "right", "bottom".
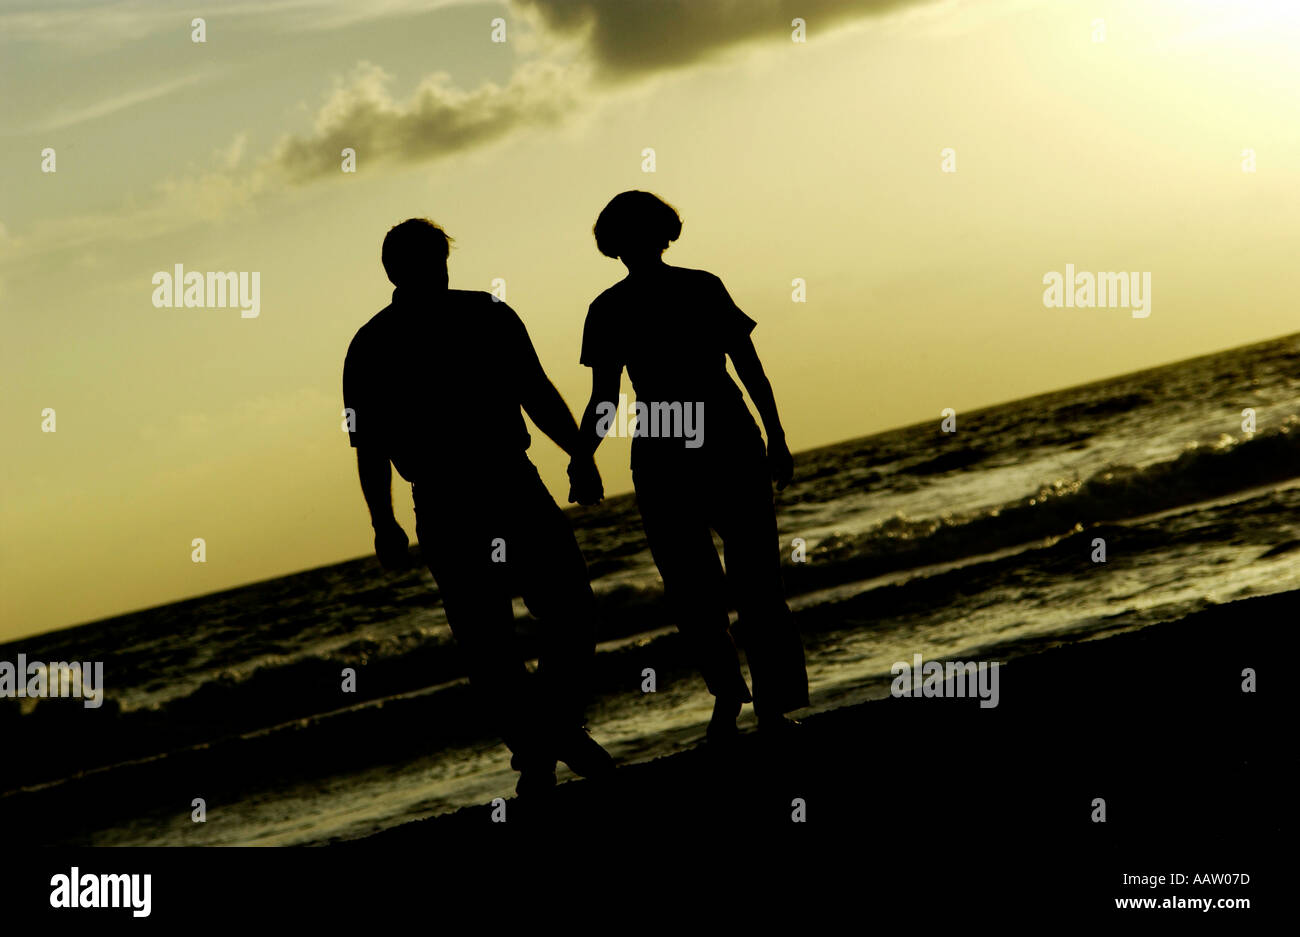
{"left": 4, "top": 332, "right": 1298, "bottom": 845}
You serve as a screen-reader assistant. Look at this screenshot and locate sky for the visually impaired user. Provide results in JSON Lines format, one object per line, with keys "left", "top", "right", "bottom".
{"left": 2, "top": 0, "right": 1298, "bottom": 640}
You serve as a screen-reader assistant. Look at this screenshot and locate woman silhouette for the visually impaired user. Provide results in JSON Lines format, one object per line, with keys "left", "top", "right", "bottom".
{"left": 571, "top": 191, "right": 809, "bottom": 739}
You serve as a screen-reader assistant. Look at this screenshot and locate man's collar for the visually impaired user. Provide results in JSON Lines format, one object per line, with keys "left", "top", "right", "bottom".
{"left": 392, "top": 285, "right": 447, "bottom": 306}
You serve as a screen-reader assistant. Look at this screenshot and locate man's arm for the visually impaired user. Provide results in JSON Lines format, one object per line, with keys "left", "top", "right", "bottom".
{"left": 522, "top": 368, "right": 610, "bottom": 505}
{"left": 510, "top": 309, "right": 607, "bottom": 504}
{"left": 356, "top": 446, "right": 397, "bottom": 526}
{"left": 728, "top": 336, "right": 794, "bottom": 490}
{"left": 520, "top": 372, "right": 584, "bottom": 457}
{"left": 505, "top": 306, "right": 584, "bottom": 457}
{"left": 345, "top": 330, "right": 411, "bottom": 569}
{"left": 355, "top": 446, "right": 411, "bottom": 569}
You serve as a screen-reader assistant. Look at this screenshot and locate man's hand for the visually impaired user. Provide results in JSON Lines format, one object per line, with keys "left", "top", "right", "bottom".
{"left": 373, "top": 519, "right": 412, "bottom": 571}
{"left": 768, "top": 436, "right": 794, "bottom": 491}
{"left": 567, "top": 455, "right": 604, "bottom": 505}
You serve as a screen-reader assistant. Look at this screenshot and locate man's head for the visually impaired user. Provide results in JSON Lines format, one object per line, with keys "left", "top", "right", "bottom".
{"left": 382, "top": 218, "right": 452, "bottom": 289}
{"left": 593, "top": 191, "right": 681, "bottom": 267}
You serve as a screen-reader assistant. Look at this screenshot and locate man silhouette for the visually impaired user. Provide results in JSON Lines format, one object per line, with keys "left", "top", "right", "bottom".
{"left": 343, "top": 218, "right": 613, "bottom": 795}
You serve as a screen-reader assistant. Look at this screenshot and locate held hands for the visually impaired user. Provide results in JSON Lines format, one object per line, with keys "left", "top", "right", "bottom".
{"left": 768, "top": 435, "right": 794, "bottom": 491}
{"left": 567, "top": 454, "right": 604, "bottom": 506}
{"left": 373, "top": 519, "right": 412, "bottom": 571}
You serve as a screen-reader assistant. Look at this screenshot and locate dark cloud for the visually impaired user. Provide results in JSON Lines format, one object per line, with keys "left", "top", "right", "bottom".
{"left": 273, "top": 1, "right": 918, "bottom": 181}
{"left": 515, "top": 0, "right": 915, "bottom": 78}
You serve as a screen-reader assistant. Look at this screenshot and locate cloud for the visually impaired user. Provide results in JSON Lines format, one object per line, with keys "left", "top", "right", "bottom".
{"left": 270, "top": 0, "right": 929, "bottom": 181}
{"left": 216, "top": 132, "right": 249, "bottom": 171}
{"left": 0, "top": 130, "right": 268, "bottom": 286}
{"left": 12, "top": 73, "right": 209, "bottom": 135}
{"left": 0, "top": 0, "right": 478, "bottom": 47}
{"left": 513, "top": 0, "right": 917, "bottom": 79}
{"left": 3, "top": 0, "right": 947, "bottom": 257}
{"left": 272, "top": 59, "right": 586, "bottom": 182}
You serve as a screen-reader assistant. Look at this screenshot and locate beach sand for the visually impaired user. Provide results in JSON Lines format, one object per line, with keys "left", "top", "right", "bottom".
{"left": 345, "top": 590, "right": 1285, "bottom": 902}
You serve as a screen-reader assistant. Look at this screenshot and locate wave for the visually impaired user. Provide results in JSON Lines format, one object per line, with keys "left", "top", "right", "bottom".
{"left": 783, "top": 419, "right": 1300, "bottom": 596}
{"left": 6, "top": 420, "right": 1296, "bottom": 794}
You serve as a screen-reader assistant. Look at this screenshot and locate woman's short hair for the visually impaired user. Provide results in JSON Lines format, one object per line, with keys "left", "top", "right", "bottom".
{"left": 593, "top": 191, "right": 682, "bottom": 259}
{"left": 382, "top": 218, "right": 452, "bottom": 285}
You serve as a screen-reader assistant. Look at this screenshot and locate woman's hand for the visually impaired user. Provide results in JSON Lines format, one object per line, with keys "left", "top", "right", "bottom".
{"left": 768, "top": 435, "right": 794, "bottom": 491}
{"left": 567, "top": 455, "right": 605, "bottom": 505}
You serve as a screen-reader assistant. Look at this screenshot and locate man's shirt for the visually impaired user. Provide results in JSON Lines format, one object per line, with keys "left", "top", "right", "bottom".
{"left": 343, "top": 288, "right": 544, "bottom": 482}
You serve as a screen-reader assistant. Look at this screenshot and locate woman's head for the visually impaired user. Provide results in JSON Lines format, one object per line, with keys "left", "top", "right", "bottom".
{"left": 593, "top": 191, "right": 681, "bottom": 264}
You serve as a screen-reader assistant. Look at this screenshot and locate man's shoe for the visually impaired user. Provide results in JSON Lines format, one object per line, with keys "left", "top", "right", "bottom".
{"left": 706, "top": 696, "right": 743, "bottom": 745}
{"left": 554, "top": 727, "right": 616, "bottom": 779}
{"left": 516, "top": 767, "right": 557, "bottom": 798}
{"left": 511, "top": 749, "right": 558, "bottom": 798}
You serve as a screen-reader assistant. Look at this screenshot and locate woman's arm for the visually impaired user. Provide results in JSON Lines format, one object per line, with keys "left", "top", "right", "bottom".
{"left": 577, "top": 365, "right": 622, "bottom": 458}
{"left": 729, "top": 336, "right": 794, "bottom": 490}
{"left": 569, "top": 365, "right": 621, "bottom": 504}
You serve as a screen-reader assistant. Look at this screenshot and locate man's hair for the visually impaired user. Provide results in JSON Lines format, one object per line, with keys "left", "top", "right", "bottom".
{"left": 593, "top": 191, "right": 681, "bottom": 260}
{"left": 382, "top": 218, "right": 453, "bottom": 286}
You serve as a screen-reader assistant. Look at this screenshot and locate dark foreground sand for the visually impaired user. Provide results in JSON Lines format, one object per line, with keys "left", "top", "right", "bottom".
{"left": 347, "top": 591, "right": 1286, "bottom": 906}
{"left": 8, "top": 593, "right": 1284, "bottom": 921}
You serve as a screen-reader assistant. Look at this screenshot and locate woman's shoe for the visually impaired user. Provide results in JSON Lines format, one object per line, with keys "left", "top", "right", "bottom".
{"left": 756, "top": 711, "right": 802, "bottom": 746}
{"left": 554, "top": 727, "right": 617, "bottom": 779}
